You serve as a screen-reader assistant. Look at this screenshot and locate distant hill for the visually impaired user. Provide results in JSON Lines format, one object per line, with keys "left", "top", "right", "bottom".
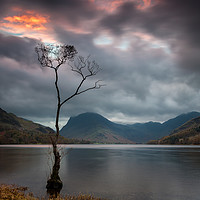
{"left": 130, "top": 111, "right": 200, "bottom": 142}
{"left": 0, "top": 108, "right": 54, "bottom": 144}
{"left": 2, "top": 107, "right": 200, "bottom": 144}
{"left": 0, "top": 108, "right": 91, "bottom": 144}
{"left": 60, "top": 111, "right": 200, "bottom": 143}
{"left": 60, "top": 113, "right": 135, "bottom": 144}
{"left": 149, "top": 116, "right": 200, "bottom": 145}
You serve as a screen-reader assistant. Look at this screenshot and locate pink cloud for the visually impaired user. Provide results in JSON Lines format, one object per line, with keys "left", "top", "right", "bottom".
{"left": 0, "top": 8, "right": 57, "bottom": 43}
{"left": 90, "top": 0, "right": 154, "bottom": 12}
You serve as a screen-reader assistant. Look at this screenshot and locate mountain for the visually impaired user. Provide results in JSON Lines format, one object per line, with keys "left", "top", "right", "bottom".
{"left": 162, "top": 111, "right": 200, "bottom": 133}
{"left": 149, "top": 116, "right": 200, "bottom": 145}
{"left": 0, "top": 108, "right": 54, "bottom": 134}
{"left": 60, "top": 111, "right": 200, "bottom": 143}
{"left": 2, "top": 107, "right": 199, "bottom": 144}
{"left": 0, "top": 108, "right": 91, "bottom": 144}
{"left": 0, "top": 108, "right": 54, "bottom": 144}
{"left": 60, "top": 113, "right": 135, "bottom": 143}
{"left": 130, "top": 111, "right": 200, "bottom": 142}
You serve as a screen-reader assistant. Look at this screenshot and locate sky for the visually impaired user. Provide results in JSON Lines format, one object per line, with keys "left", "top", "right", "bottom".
{"left": 0, "top": 0, "right": 200, "bottom": 129}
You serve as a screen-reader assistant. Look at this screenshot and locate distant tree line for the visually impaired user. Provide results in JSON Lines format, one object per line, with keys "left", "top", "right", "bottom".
{"left": 0, "top": 129, "right": 92, "bottom": 144}
{"left": 148, "top": 127, "right": 200, "bottom": 145}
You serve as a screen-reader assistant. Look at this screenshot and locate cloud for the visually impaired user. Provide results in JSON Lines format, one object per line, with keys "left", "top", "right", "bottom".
{"left": 100, "top": 0, "right": 200, "bottom": 41}
{"left": 0, "top": 10, "right": 51, "bottom": 42}
{"left": 8, "top": 0, "right": 99, "bottom": 25}
{"left": 100, "top": 2, "right": 141, "bottom": 35}
{"left": 0, "top": 0, "right": 100, "bottom": 43}
{"left": 3, "top": 13, "right": 48, "bottom": 31}
{"left": 0, "top": 33, "right": 38, "bottom": 65}
{"left": 0, "top": 0, "right": 200, "bottom": 128}
{"left": 99, "top": 0, "right": 200, "bottom": 73}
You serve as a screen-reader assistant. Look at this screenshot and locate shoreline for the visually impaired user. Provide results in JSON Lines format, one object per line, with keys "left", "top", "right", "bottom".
{"left": 0, "top": 184, "right": 104, "bottom": 200}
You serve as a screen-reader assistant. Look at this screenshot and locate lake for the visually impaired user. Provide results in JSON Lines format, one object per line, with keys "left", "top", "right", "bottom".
{"left": 0, "top": 144, "right": 200, "bottom": 200}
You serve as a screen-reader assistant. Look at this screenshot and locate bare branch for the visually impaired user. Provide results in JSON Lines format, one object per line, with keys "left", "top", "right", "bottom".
{"left": 77, "top": 80, "right": 105, "bottom": 95}
{"left": 70, "top": 55, "right": 101, "bottom": 78}
{"left": 59, "top": 56, "right": 103, "bottom": 106}
{"left": 35, "top": 43, "right": 55, "bottom": 69}
{"left": 35, "top": 43, "right": 77, "bottom": 70}
{"left": 60, "top": 78, "right": 105, "bottom": 107}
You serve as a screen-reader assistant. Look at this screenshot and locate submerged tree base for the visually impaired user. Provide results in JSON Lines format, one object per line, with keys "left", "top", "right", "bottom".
{"left": 46, "top": 177, "right": 63, "bottom": 196}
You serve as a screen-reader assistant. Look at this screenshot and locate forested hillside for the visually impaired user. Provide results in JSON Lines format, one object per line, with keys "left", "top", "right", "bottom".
{"left": 0, "top": 108, "right": 91, "bottom": 144}
{"left": 149, "top": 117, "right": 200, "bottom": 145}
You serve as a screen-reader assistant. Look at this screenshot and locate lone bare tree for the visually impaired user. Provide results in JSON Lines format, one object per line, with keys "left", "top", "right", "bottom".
{"left": 35, "top": 43, "right": 103, "bottom": 195}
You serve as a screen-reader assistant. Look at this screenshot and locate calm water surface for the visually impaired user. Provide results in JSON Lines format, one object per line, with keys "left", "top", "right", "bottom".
{"left": 0, "top": 144, "right": 200, "bottom": 200}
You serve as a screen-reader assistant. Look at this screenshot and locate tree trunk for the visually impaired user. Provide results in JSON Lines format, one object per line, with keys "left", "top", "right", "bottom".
{"left": 46, "top": 74, "right": 63, "bottom": 196}
{"left": 46, "top": 142, "right": 63, "bottom": 196}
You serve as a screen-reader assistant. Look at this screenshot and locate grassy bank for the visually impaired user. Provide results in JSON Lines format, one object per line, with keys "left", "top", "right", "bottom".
{"left": 0, "top": 184, "right": 104, "bottom": 200}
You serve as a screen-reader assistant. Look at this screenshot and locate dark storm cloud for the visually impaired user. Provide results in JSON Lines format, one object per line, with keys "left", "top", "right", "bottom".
{"left": 100, "top": 2, "right": 141, "bottom": 35}
{"left": 55, "top": 25, "right": 186, "bottom": 118}
{"left": 0, "top": 57, "right": 57, "bottom": 118}
{"left": 100, "top": 0, "right": 200, "bottom": 73}
{"left": 0, "top": 33, "right": 38, "bottom": 65}
{"left": 144, "top": 0, "right": 200, "bottom": 45}
{"left": 100, "top": 0, "right": 200, "bottom": 43}
{"left": 174, "top": 40, "right": 200, "bottom": 72}
{"left": 0, "top": 0, "right": 11, "bottom": 18}
{"left": 54, "top": 26, "right": 96, "bottom": 53}
{"left": 143, "top": 0, "right": 200, "bottom": 73}
{"left": 0, "top": 0, "right": 200, "bottom": 127}
{"left": 0, "top": 34, "right": 56, "bottom": 119}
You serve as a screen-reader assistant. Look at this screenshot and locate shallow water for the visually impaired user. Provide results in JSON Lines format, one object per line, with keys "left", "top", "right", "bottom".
{"left": 0, "top": 144, "right": 200, "bottom": 200}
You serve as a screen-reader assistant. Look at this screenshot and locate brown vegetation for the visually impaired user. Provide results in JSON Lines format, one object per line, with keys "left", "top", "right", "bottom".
{"left": 148, "top": 117, "right": 200, "bottom": 145}
{"left": 0, "top": 130, "right": 92, "bottom": 144}
{"left": 0, "top": 184, "right": 104, "bottom": 200}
